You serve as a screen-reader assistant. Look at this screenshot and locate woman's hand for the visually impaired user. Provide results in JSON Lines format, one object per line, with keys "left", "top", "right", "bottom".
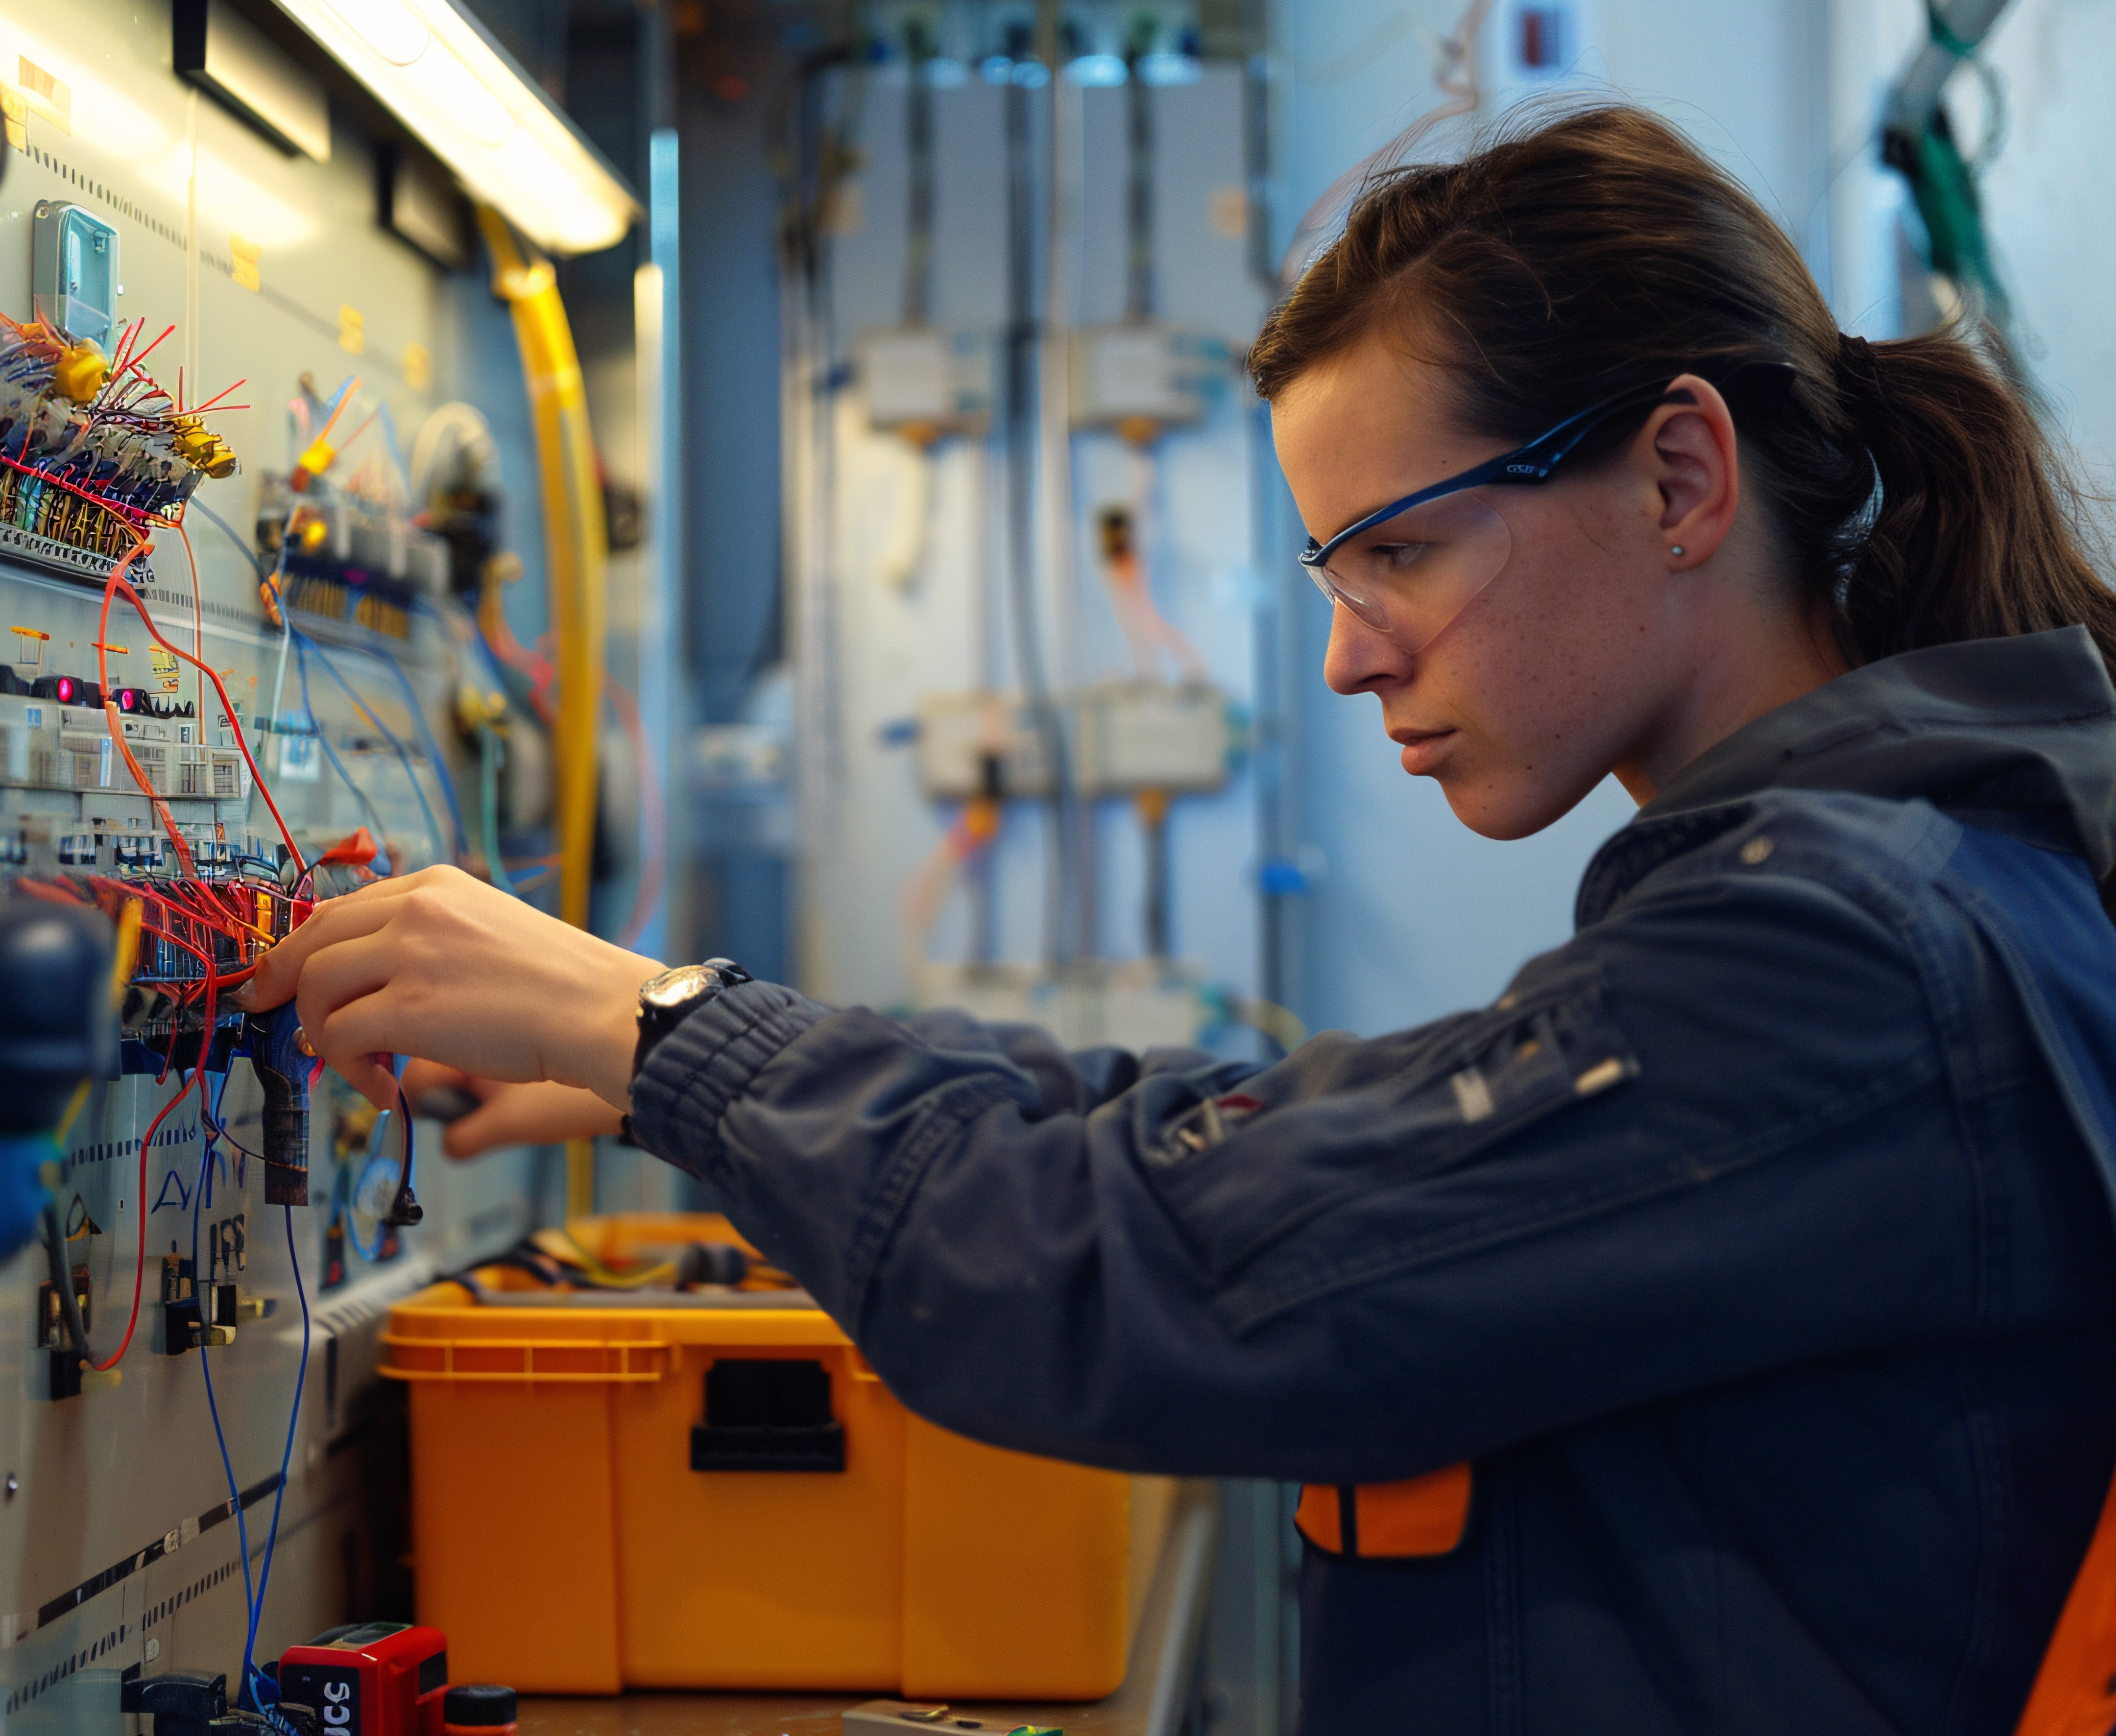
{"left": 236, "top": 864, "right": 663, "bottom": 1113}
{"left": 403, "top": 1059, "right": 624, "bottom": 1158}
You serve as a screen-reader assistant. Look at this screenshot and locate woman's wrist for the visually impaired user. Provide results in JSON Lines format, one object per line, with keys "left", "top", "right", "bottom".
{"left": 564, "top": 952, "right": 666, "bottom": 1111}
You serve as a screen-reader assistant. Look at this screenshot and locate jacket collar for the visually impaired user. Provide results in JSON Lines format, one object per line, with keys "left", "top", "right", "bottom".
{"left": 1580, "top": 628, "right": 2116, "bottom": 921}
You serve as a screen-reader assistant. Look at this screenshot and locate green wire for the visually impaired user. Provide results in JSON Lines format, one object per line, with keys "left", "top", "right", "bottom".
{"left": 477, "top": 721, "right": 517, "bottom": 896}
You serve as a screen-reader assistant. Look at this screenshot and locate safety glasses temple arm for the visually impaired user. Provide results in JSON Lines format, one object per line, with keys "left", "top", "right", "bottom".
{"left": 1302, "top": 447, "right": 1523, "bottom": 569}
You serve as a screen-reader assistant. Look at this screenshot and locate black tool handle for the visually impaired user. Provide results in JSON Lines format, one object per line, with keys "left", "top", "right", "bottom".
{"left": 245, "top": 1003, "right": 310, "bottom": 1206}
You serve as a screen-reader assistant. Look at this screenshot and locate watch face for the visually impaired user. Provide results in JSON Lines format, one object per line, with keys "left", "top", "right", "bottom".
{"left": 642, "top": 964, "right": 714, "bottom": 1013}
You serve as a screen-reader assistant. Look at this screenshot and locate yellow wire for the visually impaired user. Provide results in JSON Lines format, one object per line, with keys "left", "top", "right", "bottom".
{"left": 55, "top": 898, "right": 144, "bottom": 1147}
{"left": 476, "top": 204, "right": 609, "bottom": 1228}
{"left": 529, "top": 1226, "right": 676, "bottom": 1288}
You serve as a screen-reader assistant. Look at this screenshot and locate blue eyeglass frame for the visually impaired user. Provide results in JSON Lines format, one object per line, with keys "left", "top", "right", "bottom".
{"left": 1298, "top": 359, "right": 1795, "bottom": 576}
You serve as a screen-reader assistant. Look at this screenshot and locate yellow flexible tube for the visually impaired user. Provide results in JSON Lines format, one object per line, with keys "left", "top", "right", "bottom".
{"left": 476, "top": 207, "right": 609, "bottom": 1224}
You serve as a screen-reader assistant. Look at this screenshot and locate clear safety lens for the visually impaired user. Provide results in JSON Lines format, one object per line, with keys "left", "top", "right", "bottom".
{"left": 1310, "top": 491, "right": 1513, "bottom": 652}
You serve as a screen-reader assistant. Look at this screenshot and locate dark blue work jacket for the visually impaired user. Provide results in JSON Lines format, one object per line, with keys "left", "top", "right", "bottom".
{"left": 634, "top": 627, "right": 2116, "bottom": 1735}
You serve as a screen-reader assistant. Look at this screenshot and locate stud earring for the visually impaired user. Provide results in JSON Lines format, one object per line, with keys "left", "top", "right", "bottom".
{"left": 1669, "top": 545, "right": 1686, "bottom": 558}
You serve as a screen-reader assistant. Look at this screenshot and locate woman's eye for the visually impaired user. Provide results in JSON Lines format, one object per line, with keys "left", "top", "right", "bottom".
{"left": 1371, "top": 542, "right": 1434, "bottom": 573}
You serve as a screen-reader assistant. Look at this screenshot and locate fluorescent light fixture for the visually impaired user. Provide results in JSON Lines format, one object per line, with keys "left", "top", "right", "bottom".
{"left": 175, "top": 0, "right": 332, "bottom": 162}
{"left": 270, "top": 0, "right": 639, "bottom": 255}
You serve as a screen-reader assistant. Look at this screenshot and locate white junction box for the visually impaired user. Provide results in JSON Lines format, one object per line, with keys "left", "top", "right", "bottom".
{"left": 914, "top": 690, "right": 1056, "bottom": 800}
{"left": 1069, "top": 325, "right": 1227, "bottom": 431}
{"left": 861, "top": 327, "right": 994, "bottom": 437}
{"left": 914, "top": 959, "right": 1209, "bottom": 1052}
{"left": 1074, "top": 681, "right": 1229, "bottom": 798}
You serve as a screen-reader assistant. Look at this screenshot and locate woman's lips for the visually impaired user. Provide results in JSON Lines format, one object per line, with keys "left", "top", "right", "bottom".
{"left": 1392, "top": 728, "right": 1457, "bottom": 774}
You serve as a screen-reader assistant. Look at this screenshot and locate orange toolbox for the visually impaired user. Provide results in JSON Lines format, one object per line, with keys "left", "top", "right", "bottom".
{"left": 381, "top": 1214, "right": 1169, "bottom": 1698}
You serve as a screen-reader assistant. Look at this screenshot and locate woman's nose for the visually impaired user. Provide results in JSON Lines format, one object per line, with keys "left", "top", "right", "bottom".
{"left": 1322, "top": 600, "right": 1415, "bottom": 695}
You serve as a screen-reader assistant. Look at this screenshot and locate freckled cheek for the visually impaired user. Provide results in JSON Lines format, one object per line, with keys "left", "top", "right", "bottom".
{"left": 1437, "top": 543, "right": 1588, "bottom": 741}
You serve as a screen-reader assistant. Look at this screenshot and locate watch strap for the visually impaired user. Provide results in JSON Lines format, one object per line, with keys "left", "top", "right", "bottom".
{"left": 631, "top": 959, "right": 754, "bottom": 1086}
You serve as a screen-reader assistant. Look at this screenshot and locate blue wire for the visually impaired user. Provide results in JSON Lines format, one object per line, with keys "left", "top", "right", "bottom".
{"left": 192, "top": 1070, "right": 259, "bottom": 1681}
{"left": 242, "top": 1204, "right": 309, "bottom": 1708}
{"left": 186, "top": 498, "right": 264, "bottom": 582}
{"left": 344, "top": 1101, "right": 394, "bottom": 1263}
{"left": 412, "top": 599, "right": 528, "bottom": 899}
{"left": 191, "top": 1061, "right": 313, "bottom": 1715}
{"left": 375, "top": 649, "right": 469, "bottom": 859}
{"left": 288, "top": 618, "right": 446, "bottom": 866}
{"left": 207, "top": 510, "right": 461, "bottom": 868}
{"left": 395, "top": 1069, "right": 417, "bottom": 1212}
{"left": 289, "top": 629, "right": 389, "bottom": 849}
{"left": 477, "top": 724, "right": 517, "bottom": 897}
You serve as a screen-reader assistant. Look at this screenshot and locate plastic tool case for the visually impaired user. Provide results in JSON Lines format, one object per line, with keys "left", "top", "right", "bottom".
{"left": 383, "top": 1215, "right": 1163, "bottom": 1697}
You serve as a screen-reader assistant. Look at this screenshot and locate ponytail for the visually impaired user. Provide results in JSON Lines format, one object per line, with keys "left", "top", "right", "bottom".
{"left": 1832, "top": 329, "right": 2116, "bottom": 669}
{"left": 1249, "top": 107, "right": 2116, "bottom": 677}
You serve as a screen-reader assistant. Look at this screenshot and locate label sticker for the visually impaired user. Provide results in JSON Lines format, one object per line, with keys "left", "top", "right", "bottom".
{"left": 278, "top": 734, "right": 320, "bottom": 783}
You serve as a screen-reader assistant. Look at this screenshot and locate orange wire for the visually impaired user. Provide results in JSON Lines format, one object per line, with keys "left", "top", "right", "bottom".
{"left": 179, "top": 524, "right": 206, "bottom": 747}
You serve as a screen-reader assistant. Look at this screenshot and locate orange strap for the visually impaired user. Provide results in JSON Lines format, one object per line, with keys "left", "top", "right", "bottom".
{"left": 1295, "top": 1463, "right": 1473, "bottom": 1559}
{"left": 2017, "top": 1467, "right": 2116, "bottom": 1736}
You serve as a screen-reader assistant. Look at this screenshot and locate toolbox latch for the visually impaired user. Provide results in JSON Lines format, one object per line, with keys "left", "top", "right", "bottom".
{"left": 691, "top": 1357, "right": 846, "bottom": 1472}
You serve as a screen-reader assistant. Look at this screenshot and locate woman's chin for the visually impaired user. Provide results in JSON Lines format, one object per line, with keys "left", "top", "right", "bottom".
{"left": 1431, "top": 763, "right": 1584, "bottom": 842}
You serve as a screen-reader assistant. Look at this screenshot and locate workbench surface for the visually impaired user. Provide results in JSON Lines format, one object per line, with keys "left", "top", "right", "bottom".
{"left": 518, "top": 1689, "right": 1143, "bottom": 1736}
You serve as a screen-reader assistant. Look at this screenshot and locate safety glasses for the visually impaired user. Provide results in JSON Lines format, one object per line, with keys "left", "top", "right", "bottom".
{"left": 1298, "top": 362, "right": 1792, "bottom": 650}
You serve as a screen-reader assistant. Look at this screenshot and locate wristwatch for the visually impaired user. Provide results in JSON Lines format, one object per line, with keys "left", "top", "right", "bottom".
{"left": 631, "top": 958, "right": 754, "bottom": 1085}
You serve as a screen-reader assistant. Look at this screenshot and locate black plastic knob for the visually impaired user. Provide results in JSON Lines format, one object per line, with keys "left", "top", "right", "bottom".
{"left": 0, "top": 900, "right": 114, "bottom": 1131}
{"left": 443, "top": 1682, "right": 519, "bottom": 1726}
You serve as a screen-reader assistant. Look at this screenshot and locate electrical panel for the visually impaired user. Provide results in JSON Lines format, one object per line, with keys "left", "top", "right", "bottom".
{"left": 30, "top": 201, "right": 118, "bottom": 350}
{"left": 0, "top": 3, "right": 559, "bottom": 1728}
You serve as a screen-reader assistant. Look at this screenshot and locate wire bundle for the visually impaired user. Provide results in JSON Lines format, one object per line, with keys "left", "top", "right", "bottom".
{"left": 0, "top": 314, "right": 241, "bottom": 556}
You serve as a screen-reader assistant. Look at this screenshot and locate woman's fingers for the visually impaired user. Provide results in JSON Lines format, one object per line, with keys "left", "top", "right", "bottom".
{"left": 332, "top": 1047, "right": 400, "bottom": 1112}
{"left": 240, "top": 868, "right": 439, "bottom": 1010}
{"left": 289, "top": 927, "right": 400, "bottom": 1053}
{"left": 237, "top": 861, "right": 662, "bottom": 1105}
{"left": 441, "top": 1080, "right": 624, "bottom": 1159}
{"left": 400, "top": 1058, "right": 473, "bottom": 1101}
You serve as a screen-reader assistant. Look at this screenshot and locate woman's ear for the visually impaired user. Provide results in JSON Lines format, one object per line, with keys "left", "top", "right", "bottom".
{"left": 1646, "top": 375, "right": 1740, "bottom": 567}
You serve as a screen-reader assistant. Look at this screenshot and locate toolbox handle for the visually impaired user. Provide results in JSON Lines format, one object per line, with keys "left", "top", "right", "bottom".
{"left": 379, "top": 1334, "right": 674, "bottom": 1384}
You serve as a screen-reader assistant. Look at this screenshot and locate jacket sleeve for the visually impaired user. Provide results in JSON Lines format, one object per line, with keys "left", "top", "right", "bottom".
{"left": 630, "top": 848, "right": 1983, "bottom": 1484}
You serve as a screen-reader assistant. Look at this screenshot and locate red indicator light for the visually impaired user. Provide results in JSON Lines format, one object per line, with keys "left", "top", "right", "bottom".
{"left": 119, "top": 688, "right": 136, "bottom": 711}
{"left": 54, "top": 676, "right": 73, "bottom": 703}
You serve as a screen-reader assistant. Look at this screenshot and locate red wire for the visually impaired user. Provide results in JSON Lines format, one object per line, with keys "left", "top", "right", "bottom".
{"left": 95, "top": 542, "right": 197, "bottom": 878}
{"left": 98, "top": 565, "right": 306, "bottom": 874}
{"left": 96, "top": 1070, "right": 196, "bottom": 1371}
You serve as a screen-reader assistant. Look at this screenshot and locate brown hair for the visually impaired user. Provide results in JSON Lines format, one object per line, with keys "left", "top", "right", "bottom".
{"left": 1249, "top": 105, "right": 2116, "bottom": 673}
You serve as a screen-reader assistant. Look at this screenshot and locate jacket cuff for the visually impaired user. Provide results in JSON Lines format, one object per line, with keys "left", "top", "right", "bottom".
{"left": 629, "top": 978, "right": 829, "bottom": 1178}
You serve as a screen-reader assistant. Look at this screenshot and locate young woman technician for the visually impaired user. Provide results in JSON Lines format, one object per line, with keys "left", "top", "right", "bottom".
{"left": 240, "top": 107, "right": 2116, "bottom": 1734}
